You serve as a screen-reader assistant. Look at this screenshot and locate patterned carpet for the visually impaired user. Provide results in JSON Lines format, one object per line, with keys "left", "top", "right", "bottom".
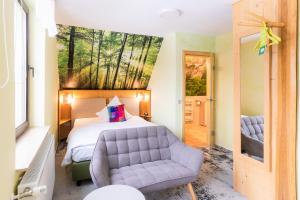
{"left": 53, "top": 146, "right": 246, "bottom": 200}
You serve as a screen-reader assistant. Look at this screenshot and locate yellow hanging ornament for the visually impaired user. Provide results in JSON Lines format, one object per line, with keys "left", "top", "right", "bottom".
{"left": 255, "top": 22, "right": 281, "bottom": 55}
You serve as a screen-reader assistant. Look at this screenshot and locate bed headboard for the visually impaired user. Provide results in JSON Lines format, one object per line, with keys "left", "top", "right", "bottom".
{"left": 58, "top": 90, "right": 151, "bottom": 124}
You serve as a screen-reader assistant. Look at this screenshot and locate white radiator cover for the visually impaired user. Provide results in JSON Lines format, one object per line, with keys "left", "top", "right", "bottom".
{"left": 18, "top": 132, "right": 55, "bottom": 200}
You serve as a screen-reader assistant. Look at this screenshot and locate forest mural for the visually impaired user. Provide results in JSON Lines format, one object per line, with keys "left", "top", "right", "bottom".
{"left": 57, "top": 24, "right": 163, "bottom": 89}
{"left": 185, "top": 55, "right": 208, "bottom": 96}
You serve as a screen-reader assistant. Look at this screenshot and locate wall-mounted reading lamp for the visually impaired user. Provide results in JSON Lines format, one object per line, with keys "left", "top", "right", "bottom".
{"left": 136, "top": 92, "right": 150, "bottom": 102}
{"left": 60, "top": 94, "right": 74, "bottom": 104}
{"left": 136, "top": 93, "right": 144, "bottom": 102}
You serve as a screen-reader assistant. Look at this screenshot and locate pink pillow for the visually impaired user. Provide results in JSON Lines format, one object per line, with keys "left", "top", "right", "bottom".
{"left": 96, "top": 96, "right": 132, "bottom": 121}
{"left": 107, "top": 104, "right": 126, "bottom": 122}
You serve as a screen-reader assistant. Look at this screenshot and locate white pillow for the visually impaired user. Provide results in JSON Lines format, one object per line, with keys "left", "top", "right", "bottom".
{"left": 107, "top": 96, "right": 122, "bottom": 107}
{"left": 96, "top": 96, "right": 132, "bottom": 121}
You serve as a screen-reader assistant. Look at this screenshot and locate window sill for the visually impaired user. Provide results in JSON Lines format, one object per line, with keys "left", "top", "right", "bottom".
{"left": 15, "top": 126, "right": 50, "bottom": 172}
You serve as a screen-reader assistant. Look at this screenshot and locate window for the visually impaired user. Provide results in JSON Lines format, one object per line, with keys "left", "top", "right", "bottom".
{"left": 15, "top": 0, "right": 29, "bottom": 138}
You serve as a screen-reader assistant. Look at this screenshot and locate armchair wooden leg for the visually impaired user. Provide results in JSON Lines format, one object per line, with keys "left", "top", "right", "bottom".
{"left": 187, "top": 183, "right": 197, "bottom": 200}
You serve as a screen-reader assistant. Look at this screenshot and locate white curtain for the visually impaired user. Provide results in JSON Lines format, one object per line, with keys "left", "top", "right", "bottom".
{"left": 36, "top": 0, "right": 58, "bottom": 37}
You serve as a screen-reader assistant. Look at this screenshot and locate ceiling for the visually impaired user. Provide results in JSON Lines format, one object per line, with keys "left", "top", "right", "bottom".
{"left": 56, "top": 0, "right": 234, "bottom": 37}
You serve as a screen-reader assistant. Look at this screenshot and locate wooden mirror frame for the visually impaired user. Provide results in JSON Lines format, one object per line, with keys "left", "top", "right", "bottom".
{"left": 235, "top": 30, "right": 272, "bottom": 171}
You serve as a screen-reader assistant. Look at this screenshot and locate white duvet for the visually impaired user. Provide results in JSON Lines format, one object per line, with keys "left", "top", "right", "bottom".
{"left": 61, "top": 116, "right": 155, "bottom": 166}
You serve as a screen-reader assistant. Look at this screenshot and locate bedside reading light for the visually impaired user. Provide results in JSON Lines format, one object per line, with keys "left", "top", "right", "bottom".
{"left": 60, "top": 94, "right": 74, "bottom": 104}
{"left": 144, "top": 94, "right": 150, "bottom": 101}
{"left": 66, "top": 94, "right": 74, "bottom": 104}
{"left": 136, "top": 92, "right": 150, "bottom": 102}
{"left": 136, "top": 93, "right": 144, "bottom": 102}
{"left": 59, "top": 95, "right": 64, "bottom": 104}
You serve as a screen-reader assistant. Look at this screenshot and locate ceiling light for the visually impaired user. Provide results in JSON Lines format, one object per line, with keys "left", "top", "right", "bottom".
{"left": 160, "top": 9, "right": 182, "bottom": 20}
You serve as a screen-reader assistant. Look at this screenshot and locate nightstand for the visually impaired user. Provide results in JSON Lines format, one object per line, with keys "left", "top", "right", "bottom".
{"left": 140, "top": 115, "right": 152, "bottom": 122}
{"left": 59, "top": 119, "right": 72, "bottom": 141}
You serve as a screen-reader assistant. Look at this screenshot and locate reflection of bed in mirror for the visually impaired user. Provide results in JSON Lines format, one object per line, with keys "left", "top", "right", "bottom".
{"left": 240, "top": 116, "right": 264, "bottom": 161}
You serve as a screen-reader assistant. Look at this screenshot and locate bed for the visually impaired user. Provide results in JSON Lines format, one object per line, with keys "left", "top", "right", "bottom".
{"left": 63, "top": 116, "right": 155, "bottom": 184}
{"left": 62, "top": 116, "right": 155, "bottom": 166}
{"left": 59, "top": 90, "right": 154, "bottom": 184}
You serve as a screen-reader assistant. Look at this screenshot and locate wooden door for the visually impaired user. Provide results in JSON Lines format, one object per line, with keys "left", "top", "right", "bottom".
{"left": 233, "top": 0, "right": 296, "bottom": 199}
{"left": 183, "top": 51, "right": 215, "bottom": 148}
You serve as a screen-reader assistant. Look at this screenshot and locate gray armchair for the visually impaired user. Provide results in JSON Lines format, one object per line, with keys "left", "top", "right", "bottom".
{"left": 241, "top": 116, "right": 264, "bottom": 159}
{"left": 90, "top": 126, "right": 203, "bottom": 198}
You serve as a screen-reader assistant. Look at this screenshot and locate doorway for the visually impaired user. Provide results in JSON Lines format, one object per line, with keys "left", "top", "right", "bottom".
{"left": 183, "top": 51, "right": 214, "bottom": 148}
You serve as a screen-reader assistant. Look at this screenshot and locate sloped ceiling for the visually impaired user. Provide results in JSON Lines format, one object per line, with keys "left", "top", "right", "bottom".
{"left": 56, "top": 0, "right": 233, "bottom": 37}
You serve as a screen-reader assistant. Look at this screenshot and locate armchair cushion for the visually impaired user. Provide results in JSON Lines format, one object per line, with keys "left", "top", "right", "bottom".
{"left": 102, "top": 126, "right": 178, "bottom": 169}
{"left": 110, "top": 160, "right": 196, "bottom": 193}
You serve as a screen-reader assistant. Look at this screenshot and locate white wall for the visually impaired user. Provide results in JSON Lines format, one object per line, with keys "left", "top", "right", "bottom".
{"left": 28, "top": 4, "right": 47, "bottom": 127}
{"left": 147, "top": 33, "right": 178, "bottom": 136}
{"left": 44, "top": 36, "right": 59, "bottom": 141}
{"left": 0, "top": 0, "right": 16, "bottom": 198}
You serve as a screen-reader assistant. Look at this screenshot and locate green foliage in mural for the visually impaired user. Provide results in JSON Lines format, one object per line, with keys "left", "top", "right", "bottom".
{"left": 57, "top": 24, "right": 163, "bottom": 89}
{"left": 186, "top": 73, "right": 207, "bottom": 96}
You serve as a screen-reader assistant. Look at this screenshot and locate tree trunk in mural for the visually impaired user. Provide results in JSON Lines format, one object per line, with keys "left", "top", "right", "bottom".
{"left": 103, "top": 57, "right": 108, "bottom": 89}
{"left": 130, "top": 36, "right": 148, "bottom": 88}
{"left": 109, "top": 56, "right": 113, "bottom": 88}
{"left": 78, "top": 54, "right": 82, "bottom": 85}
{"left": 89, "top": 29, "right": 95, "bottom": 88}
{"left": 137, "top": 36, "right": 152, "bottom": 83}
{"left": 94, "top": 31, "right": 104, "bottom": 89}
{"left": 112, "top": 33, "right": 128, "bottom": 89}
{"left": 123, "top": 35, "right": 136, "bottom": 89}
{"left": 105, "top": 55, "right": 112, "bottom": 89}
{"left": 67, "top": 26, "right": 76, "bottom": 84}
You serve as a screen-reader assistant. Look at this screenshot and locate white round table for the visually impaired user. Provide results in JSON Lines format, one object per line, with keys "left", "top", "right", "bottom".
{"left": 83, "top": 185, "right": 145, "bottom": 200}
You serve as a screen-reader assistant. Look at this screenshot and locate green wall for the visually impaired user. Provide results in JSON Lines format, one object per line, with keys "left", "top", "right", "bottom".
{"left": 175, "top": 33, "right": 216, "bottom": 138}
{"left": 148, "top": 33, "right": 216, "bottom": 138}
{"left": 148, "top": 32, "right": 235, "bottom": 151}
{"left": 214, "top": 32, "right": 234, "bottom": 150}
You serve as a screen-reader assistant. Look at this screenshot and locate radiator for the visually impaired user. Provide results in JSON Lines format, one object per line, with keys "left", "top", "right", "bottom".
{"left": 17, "top": 132, "right": 55, "bottom": 200}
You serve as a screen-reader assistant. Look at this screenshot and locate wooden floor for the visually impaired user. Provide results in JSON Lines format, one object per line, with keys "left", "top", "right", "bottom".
{"left": 184, "top": 124, "right": 209, "bottom": 148}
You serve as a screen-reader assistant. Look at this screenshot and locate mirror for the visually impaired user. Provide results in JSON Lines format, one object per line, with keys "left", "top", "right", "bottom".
{"left": 240, "top": 33, "right": 265, "bottom": 162}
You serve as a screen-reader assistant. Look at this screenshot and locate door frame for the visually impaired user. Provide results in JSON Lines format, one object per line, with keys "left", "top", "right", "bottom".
{"left": 182, "top": 50, "right": 215, "bottom": 147}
